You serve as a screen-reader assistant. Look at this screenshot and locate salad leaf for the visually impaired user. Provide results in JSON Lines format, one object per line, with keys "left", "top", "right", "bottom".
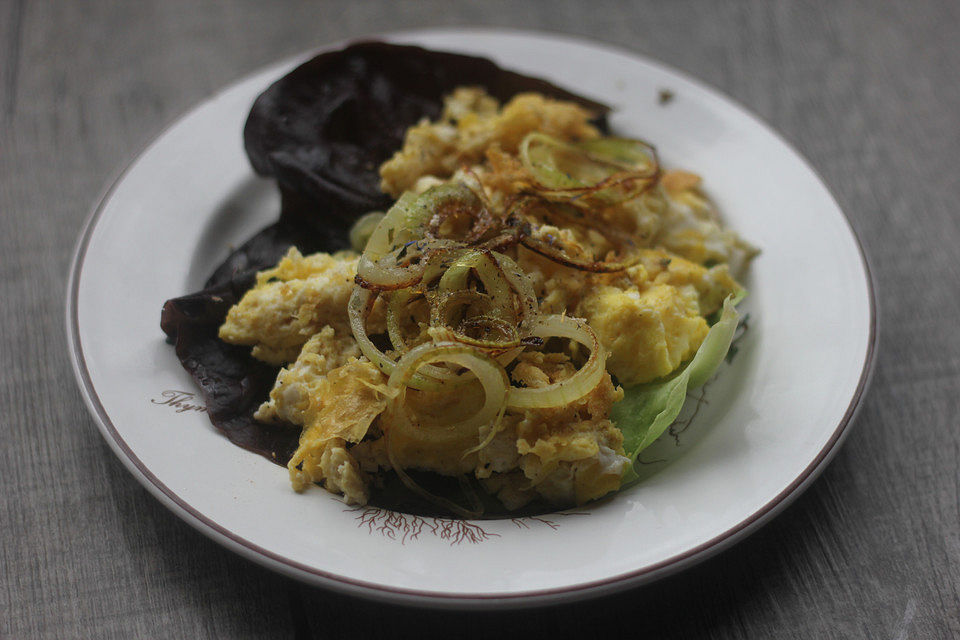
{"left": 611, "top": 292, "right": 745, "bottom": 481}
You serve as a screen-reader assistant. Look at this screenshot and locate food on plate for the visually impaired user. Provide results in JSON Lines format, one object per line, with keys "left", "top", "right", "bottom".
{"left": 160, "top": 42, "right": 756, "bottom": 517}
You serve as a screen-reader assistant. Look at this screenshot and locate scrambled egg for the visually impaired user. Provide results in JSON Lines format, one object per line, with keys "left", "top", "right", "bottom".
{"left": 513, "top": 246, "right": 739, "bottom": 385}
{"left": 264, "top": 353, "right": 387, "bottom": 500}
{"left": 580, "top": 283, "right": 707, "bottom": 385}
{"left": 219, "top": 249, "right": 358, "bottom": 365}
{"left": 657, "top": 169, "right": 758, "bottom": 275}
{"left": 500, "top": 352, "right": 628, "bottom": 506}
{"left": 218, "top": 88, "right": 754, "bottom": 510}
{"left": 380, "top": 87, "right": 600, "bottom": 197}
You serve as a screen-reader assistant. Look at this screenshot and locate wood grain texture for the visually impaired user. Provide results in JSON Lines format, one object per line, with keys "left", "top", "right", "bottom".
{"left": 2, "top": 0, "right": 958, "bottom": 637}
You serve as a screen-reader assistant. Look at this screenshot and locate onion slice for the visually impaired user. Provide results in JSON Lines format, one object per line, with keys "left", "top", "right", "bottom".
{"left": 380, "top": 342, "right": 511, "bottom": 519}
{"left": 349, "top": 211, "right": 385, "bottom": 253}
{"left": 519, "top": 132, "right": 660, "bottom": 204}
{"left": 510, "top": 197, "right": 641, "bottom": 273}
{"left": 506, "top": 314, "right": 608, "bottom": 409}
{"left": 350, "top": 286, "right": 471, "bottom": 389}
{"left": 388, "top": 341, "right": 509, "bottom": 433}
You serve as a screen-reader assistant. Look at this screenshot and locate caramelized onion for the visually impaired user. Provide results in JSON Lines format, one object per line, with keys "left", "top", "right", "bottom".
{"left": 383, "top": 340, "right": 510, "bottom": 516}
{"left": 356, "top": 186, "right": 481, "bottom": 290}
{"left": 387, "top": 341, "right": 509, "bottom": 432}
{"left": 510, "top": 197, "right": 641, "bottom": 273}
{"left": 349, "top": 211, "right": 385, "bottom": 253}
{"left": 352, "top": 286, "right": 472, "bottom": 389}
{"left": 519, "top": 132, "right": 660, "bottom": 206}
{"left": 423, "top": 182, "right": 496, "bottom": 244}
{"left": 506, "top": 315, "right": 608, "bottom": 409}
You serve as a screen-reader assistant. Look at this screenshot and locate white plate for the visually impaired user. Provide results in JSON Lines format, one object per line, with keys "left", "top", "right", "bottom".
{"left": 67, "top": 29, "right": 875, "bottom": 609}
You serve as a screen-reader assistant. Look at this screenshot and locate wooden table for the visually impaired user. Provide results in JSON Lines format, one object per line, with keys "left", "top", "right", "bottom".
{"left": 3, "top": 1, "right": 958, "bottom": 637}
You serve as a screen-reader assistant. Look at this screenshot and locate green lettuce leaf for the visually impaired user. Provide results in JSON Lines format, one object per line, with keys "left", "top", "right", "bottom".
{"left": 611, "top": 291, "right": 745, "bottom": 482}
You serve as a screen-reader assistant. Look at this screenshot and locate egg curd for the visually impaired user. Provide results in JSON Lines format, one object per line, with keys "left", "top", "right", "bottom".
{"left": 218, "top": 88, "right": 756, "bottom": 513}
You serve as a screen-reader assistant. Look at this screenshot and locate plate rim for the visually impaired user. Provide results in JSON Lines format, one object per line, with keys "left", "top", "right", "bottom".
{"left": 65, "top": 26, "right": 878, "bottom": 608}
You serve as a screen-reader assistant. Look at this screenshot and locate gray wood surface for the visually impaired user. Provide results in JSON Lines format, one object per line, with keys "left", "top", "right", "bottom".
{"left": 2, "top": 0, "right": 958, "bottom": 637}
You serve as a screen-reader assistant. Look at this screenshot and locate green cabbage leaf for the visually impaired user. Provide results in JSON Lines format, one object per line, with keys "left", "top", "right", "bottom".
{"left": 611, "top": 291, "right": 745, "bottom": 482}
